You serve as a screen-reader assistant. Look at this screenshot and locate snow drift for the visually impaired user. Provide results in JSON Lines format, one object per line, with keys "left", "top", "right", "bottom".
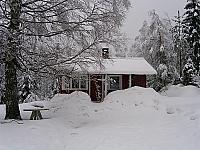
{"left": 161, "top": 84, "right": 200, "bottom": 97}
{"left": 0, "top": 85, "right": 200, "bottom": 150}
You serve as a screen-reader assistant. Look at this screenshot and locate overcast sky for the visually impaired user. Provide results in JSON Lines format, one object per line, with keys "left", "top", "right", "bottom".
{"left": 122, "top": 0, "right": 187, "bottom": 42}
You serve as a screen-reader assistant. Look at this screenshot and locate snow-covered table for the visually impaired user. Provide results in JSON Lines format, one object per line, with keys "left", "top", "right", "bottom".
{"left": 23, "top": 108, "right": 49, "bottom": 120}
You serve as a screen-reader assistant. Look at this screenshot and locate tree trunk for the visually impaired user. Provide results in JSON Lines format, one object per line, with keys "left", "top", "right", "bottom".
{"left": 5, "top": 0, "right": 22, "bottom": 120}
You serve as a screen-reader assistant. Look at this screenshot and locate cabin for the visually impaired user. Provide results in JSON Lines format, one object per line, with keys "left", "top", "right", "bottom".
{"left": 58, "top": 49, "right": 157, "bottom": 102}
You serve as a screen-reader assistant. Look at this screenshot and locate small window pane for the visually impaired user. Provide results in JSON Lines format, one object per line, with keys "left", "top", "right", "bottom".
{"left": 109, "top": 76, "right": 120, "bottom": 90}
{"left": 72, "top": 78, "right": 79, "bottom": 89}
{"left": 64, "top": 76, "right": 70, "bottom": 89}
{"left": 80, "top": 76, "right": 87, "bottom": 89}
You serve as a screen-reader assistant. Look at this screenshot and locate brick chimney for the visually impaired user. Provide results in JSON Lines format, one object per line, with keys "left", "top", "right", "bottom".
{"left": 102, "top": 48, "right": 109, "bottom": 59}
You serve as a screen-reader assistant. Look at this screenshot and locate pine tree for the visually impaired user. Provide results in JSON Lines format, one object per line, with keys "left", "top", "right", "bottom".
{"left": 182, "top": 0, "right": 200, "bottom": 74}
{"left": 172, "top": 11, "right": 189, "bottom": 78}
{"left": 182, "top": 57, "right": 197, "bottom": 85}
{"left": 19, "top": 75, "right": 32, "bottom": 103}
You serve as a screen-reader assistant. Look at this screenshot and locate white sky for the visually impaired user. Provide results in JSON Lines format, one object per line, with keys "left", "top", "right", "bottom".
{"left": 122, "top": 0, "right": 186, "bottom": 42}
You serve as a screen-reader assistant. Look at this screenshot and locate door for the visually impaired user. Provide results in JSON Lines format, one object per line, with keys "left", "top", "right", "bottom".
{"left": 90, "top": 75, "right": 103, "bottom": 102}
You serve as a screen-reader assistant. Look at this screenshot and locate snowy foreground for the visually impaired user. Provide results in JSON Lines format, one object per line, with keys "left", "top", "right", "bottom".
{"left": 0, "top": 86, "right": 200, "bottom": 150}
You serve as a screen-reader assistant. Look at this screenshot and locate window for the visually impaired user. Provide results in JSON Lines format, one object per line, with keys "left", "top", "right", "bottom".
{"left": 80, "top": 75, "right": 87, "bottom": 89}
{"left": 72, "top": 78, "right": 79, "bottom": 89}
{"left": 64, "top": 76, "right": 70, "bottom": 89}
{"left": 108, "top": 75, "right": 121, "bottom": 90}
{"left": 64, "top": 75, "right": 88, "bottom": 90}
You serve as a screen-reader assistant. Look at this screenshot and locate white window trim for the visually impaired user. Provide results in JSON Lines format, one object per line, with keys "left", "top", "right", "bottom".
{"left": 108, "top": 75, "right": 122, "bottom": 90}
{"left": 70, "top": 77, "right": 79, "bottom": 90}
{"left": 68, "top": 75, "right": 88, "bottom": 90}
{"left": 62, "top": 76, "right": 66, "bottom": 90}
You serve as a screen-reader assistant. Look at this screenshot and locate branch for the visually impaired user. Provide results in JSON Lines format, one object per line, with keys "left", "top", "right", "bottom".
{"left": 22, "top": 0, "right": 68, "bottom": 13}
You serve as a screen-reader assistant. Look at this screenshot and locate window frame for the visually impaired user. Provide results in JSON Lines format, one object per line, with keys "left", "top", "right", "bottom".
{"left": 71, "top": 77, "right": 79, "bottom": 89}
{"left": 108, "top": 75, "right": 122, "bottom": 90}
{"left": 79, "top": 75, "right": 88, "bottom": 89}
{"left": 64, "top": 74, "right": 88, "bottom": 90}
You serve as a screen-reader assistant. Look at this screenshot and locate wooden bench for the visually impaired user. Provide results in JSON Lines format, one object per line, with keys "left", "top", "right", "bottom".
{"left": 23, "top": 108, "right": 49, "bottom": 120}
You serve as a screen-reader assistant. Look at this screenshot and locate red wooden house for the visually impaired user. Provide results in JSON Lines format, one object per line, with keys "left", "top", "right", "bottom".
{"left": 58, "top": 55, "right": 157, "bottom": 102}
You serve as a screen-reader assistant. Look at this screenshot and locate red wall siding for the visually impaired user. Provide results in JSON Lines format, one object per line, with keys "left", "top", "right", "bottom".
{"left": 59, "top": 74, "right": 147, "bottom": 101}
{"left": 122, "top": 75, "right": 129, "bottom": 89}
{"left": 131, "top": 75, "right": 146, "bottom": 88}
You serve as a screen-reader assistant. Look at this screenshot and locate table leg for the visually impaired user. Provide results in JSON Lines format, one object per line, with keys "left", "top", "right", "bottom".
{"left": 30, "top": 110, "right": 43, "bottom": 120}
{"left": 30, "top": 110, "right": 36, "bottom": 120}
{"left": 37, "top": 111, "right": 43, "bottom": 119}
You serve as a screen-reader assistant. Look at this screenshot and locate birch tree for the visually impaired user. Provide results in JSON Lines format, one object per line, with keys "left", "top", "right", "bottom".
{"left": 132, "top": 10, "right": 176, "bottom": 90}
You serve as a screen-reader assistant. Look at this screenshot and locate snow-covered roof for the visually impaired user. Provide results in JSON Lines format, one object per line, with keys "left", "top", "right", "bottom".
{"left": 78, "top": 57, "right": 157, "bottom": 75}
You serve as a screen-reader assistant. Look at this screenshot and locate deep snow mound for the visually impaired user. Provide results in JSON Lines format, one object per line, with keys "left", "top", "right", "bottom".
{"left": 104, "top": 86, "right": 161, "bottom": 109}
{"left": 49, "top": 87, "right": 162, "bottom": 118}
{"left": 49, "top": 91, "right": 94, "bottom": 118}
{"left": 161, "top": 84, "right": 200, "bottom": 97}
{"left": 51, "top": 91, "right": 91, "bottom": 103}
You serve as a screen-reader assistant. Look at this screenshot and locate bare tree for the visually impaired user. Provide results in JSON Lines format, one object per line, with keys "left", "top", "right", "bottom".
{"left": 0, "top": 0, "right": 130, "bottom": 119}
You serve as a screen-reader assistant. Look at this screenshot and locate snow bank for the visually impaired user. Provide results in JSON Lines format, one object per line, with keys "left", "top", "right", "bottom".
{"left": 160, "top": 85, "right": 200, "bottom": 116}
{"left": 1, "top": 86, "right": 200, "bottom": 150}
{"left": 48, "top": 87, "right": 166, "bottom": 119}
{"left": 161, "top": 84, "right": 200, "bottom": 97}
{"left": 50, "top": 92, "right": 91, "bottom": 111}
{"left": 48, "top": 87, "right": 163, "bottom": 118}
{"left": 49, "top": 91, "right": 97, "bottom": 123}
{"left": 104, "top": 86, "right": 161, "bottom": 110}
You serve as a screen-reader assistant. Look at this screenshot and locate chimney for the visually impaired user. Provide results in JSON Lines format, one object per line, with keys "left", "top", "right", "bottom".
{"left": 102, "top": 48, "right": 109, "bottom": 59}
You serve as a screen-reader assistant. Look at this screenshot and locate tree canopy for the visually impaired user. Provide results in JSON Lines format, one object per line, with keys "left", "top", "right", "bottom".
{"left": 0, "top": 0, "right": 130, "bottom": 119}
{"left": 182, "top": 0, "right": 200, "bottom": 73}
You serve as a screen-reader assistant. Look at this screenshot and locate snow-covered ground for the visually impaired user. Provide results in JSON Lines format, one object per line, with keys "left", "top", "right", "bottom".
{"left": 0, "top": 85, "right": 200, "bottom": 150}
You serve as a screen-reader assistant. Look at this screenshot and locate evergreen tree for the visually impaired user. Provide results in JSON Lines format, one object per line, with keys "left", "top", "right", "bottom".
{"left": 182, "top": 57, "right": 197, "bottom": 85}
{"left": 172, "top": 11, "right": 189, "bottom": 78}
{"left": 182, "top": 0, "right": 200, "bottom": 74}
{"left": 19, "top": 75, "right": 31, "bottom": 103}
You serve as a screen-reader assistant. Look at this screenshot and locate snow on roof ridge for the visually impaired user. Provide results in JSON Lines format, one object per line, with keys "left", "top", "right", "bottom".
{"left": 85, "top": 57, "right": 157, "bottom": 75}
{"left": 109, "top": 57, "right": 145, "bottom": 60}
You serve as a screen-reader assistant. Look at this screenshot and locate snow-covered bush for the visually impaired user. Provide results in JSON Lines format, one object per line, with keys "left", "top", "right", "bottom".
{"left": 158, "top": 64, "right": 168, "bottom": 80}
{"left": 149, "top": 64, "right": 174, "bottom": 91}
{"left": 182, "top": 58, "right": 197, "bottom": 86}
{"left": 19, "top": 75, "right": 32, "bottom": 103}
{"left": 18, "top": 74, "right": 58, "bottom": 103}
